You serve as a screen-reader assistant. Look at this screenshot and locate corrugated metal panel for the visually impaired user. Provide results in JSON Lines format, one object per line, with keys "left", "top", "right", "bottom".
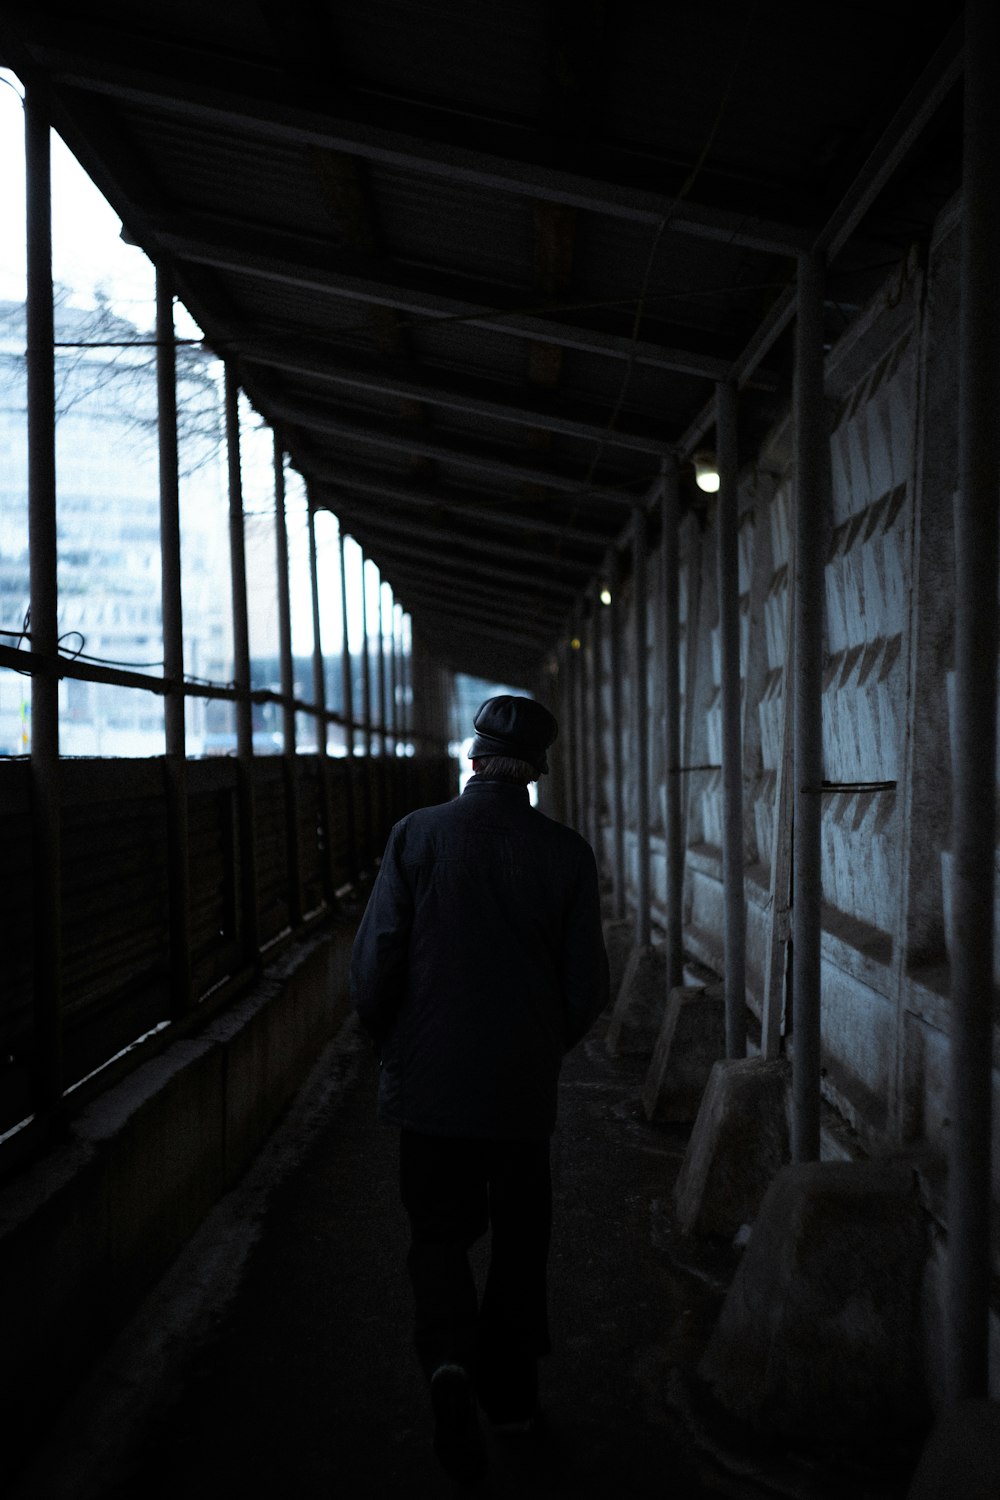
{"left": 371, "top": 162, "right": 535, "bottom": 286}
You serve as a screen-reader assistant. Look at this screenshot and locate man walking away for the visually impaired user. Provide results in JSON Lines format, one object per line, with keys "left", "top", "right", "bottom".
{"left": 351, "top": 695, "right": 610, "bottom": 1484}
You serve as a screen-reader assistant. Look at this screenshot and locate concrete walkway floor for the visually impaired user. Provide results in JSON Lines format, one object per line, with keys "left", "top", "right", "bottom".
{"left": 12, "top": 1010, "right": 923, "bottom": 1500}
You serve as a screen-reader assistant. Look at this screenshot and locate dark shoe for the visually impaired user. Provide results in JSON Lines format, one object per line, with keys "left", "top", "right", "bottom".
{"left": 430, "top": 1363, "right": 488, "bottom": 1484}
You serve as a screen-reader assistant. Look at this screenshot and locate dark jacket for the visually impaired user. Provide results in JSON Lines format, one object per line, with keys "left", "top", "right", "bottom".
{"left": 350, "top": 778, "right": 610, "bottom": 1141}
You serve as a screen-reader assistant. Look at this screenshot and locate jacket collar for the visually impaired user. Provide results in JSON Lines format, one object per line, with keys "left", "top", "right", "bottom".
{"left": 461, "top": 777, "right": 530, "bottom": 807}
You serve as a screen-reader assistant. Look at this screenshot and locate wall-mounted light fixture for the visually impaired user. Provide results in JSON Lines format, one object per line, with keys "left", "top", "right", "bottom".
{"left": 599, "top": 587, "right": 612, "bottom": 607}
{"left": 570, "top": 636, "right": 581, "bottom": 651}
{"left": 693, "top": 450, "right": 720, "bottom": 493}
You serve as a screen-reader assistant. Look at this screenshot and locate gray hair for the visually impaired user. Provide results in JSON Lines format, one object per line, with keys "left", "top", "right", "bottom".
{"left": 471, "top": 754, "right": 539, "bottom": 784}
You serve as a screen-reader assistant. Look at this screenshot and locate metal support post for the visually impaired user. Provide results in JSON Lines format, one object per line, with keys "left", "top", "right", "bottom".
{"left": 947, "top": 0, "right": 1000, "bottom": 1403}
{"left": 562, "top": 637, "right": 577, "bottom": 828}
{"left": 661, "top": 459, "right": 684, "bottom": 995}
{"left": 376, "top": 580, "right": 388, "bottom": 844}
{"left": 225, "top": 367, "right": 259, "bottom": 961}
{"left": 632, "top": 510, "right": 651, "bottom": 947}
{"left": 716, "top": 382, "right": 747, "bottom": 1056}
{"left": 307, "top": 499, "right": 336, "bottom": 906}
{"left": 273, "top": 435, "right": 302, "bottom": 925}
{"left": 590, "top": 582, "right": 604, "bottom": 862}
{"left": 608, "top": 547, "right": 626, "bottom": 919}
{"left": 573, "top": 608, "right": 588, "bottom": 833}
{"left": 388, "top": 600, "right": 399, "bottom": 820}
{"left": 791, "top": 252, "right": 828, "bottom": 1162}
{"left": 339, "top": 526, "right": 360, "bottom": 883}
{"left": 157, "top": 269, "right": 192, "bottom": 1012}
{"left": 25, "top": 80, "right": 62, "bottom": 1119}
{"left": 401, "top": 611, "right": 413, "bottom": 804}
{"left": 359, "top": 551, "right": 374, "bottom": 868}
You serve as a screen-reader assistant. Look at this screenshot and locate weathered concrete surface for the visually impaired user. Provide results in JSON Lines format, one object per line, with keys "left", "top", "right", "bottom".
{"left": 906, "top": 1399, "right": 1000, "bottom": 1499}
{"left": 641, "top": 983, "right": 726, "bottom": 1123}
{"left": 0, "top": 921, "right": 356, "bottom": 1483}
{"left": 672, "top": 1056, "right": 790, "bottom": 1237}
{"left": 605, "top": 943, "right": 666, "bottom": 1056}
{"left": 601, "top": 916, "right": 635, "bottom": 1005}
{"left": 700, "top": 1160, "right": 929, "bottom": 1441}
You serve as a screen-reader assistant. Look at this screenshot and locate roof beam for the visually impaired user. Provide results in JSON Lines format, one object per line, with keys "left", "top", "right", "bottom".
{"left": 394, "top": 602, "right": 554, "bottom": 656}
{"left": 344, "top": 529, "right": 577, "bottom": 599}
{"left": 25, "top": 22, "right": 809, "bottom": 255}
{"left": 379, "top": 564, "right": 563, "bottom": 630}
{"left": 331, "top": 500, "right": 595, "bottom": 578}
{"left": 311, "top": 472, "right": 609, "bottom": 547}
{"left": 154, "top": 220, "right": 740, "bottom": 383}
{"left": 270, "top": 398, "right": 642, "bottom": 503}
{"left": 357, "top": 554, "right": 565, "bottom": 624}
{"left": 232, "top": 334, "right": 673, "bottom": 455}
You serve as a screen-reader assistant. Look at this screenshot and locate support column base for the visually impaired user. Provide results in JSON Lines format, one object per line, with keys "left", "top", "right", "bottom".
{"left": 700, "top": 1160, "right": 929, "bottom": 1441}
{"left": 601, "top": 917, "right": 636, "bottom": 1006}
{"left": 672, "top": 1056, "right": 790, "bottom": 1237}
{"left": 641, "top": 983, "right": 725, "bottom": 1123}
{"left": 605, "top": 943, "right": 666, "bottom": 1056}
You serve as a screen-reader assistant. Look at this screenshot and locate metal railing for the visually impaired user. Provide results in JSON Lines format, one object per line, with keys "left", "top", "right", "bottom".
{"left": 0, "top": 749, "right": 455, "bottom": 1166}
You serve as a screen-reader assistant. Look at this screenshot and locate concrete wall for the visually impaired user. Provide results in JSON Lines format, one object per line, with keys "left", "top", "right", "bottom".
{"left": 0, "top": 919, "right": 356, "bottom": 1477}
{"left": 589, "top": 195, "right": 1000, "bottom": 1234}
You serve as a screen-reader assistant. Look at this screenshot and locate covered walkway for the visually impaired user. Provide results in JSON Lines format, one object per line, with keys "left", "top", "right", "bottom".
{"left": 9, "top": 1002, "right": 915, "bottom": 1500}
{"left": 0, "top": 3, "right": 998, "bottom": 1494}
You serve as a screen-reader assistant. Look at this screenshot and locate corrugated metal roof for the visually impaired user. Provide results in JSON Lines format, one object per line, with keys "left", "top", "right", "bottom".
{"left": 0, "top": 0, "right": 965, "bottom": 681}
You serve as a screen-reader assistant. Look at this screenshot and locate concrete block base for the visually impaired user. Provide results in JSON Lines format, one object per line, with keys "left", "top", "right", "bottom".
{"left": 907, "top": 1400, "right": 1000, "bottom": 1499}
{"left": 672, "top": 1056, "right": 790, "bottom": 1237}
{"left": 641, "top": 982, "right": 725, "bottom": 1123}
{"left": 700, "top": 1160, "right": 928, "bottom": 1440}
{"left": 605, "top": 943, "right": 666, "bottom": 1056}
{"left": 602, "top": 917, "right": 635, "bottom": 1004}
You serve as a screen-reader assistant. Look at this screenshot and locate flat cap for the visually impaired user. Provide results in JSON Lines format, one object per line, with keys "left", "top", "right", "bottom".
{"left": 469, "top": 695, "right": 558, "bottom": 775}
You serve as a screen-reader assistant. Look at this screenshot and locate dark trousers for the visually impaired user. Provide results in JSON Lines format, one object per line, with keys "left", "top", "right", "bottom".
{"left": 399, "top": 1129, "right": 552, "bottom": 1417}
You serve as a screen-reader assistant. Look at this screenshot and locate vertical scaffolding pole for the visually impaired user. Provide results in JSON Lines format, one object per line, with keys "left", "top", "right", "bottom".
{"left": 947, "top": 0, "right": 1000, "bottom": 1403}
{"left": 273, "top": 436, "right": 302, "bottom": 926}
{"left": 157, "top": 270, "right": 192, "bottom": 1013}
{"left": 608, "top": 547, "right": 626, "bottom": 920}
{"left": 661, "top": 459, "right": 684, "bottom": 995}
{"left": 339, "top": 527, "right": 359, "bottom": 883}
{"left": 25, "top": 81, "right": 62, "bottom": 1119}
{"left": 791, "top": 252, "right": 828, "bottom": 1162}
{"left": 716, "top": 382, "right": 747, "bottom": 1056}
{"left": 388, "top": 600, "right": 399, "bottom": 820}
{"left": 225, "top": 368, "right": 260, "bottom": 963}
{"left": 359, "top": 550, "right": 374, "bottom": 867}
{"left": 377, "top": 580, "right": 388, "bottom": 844}
{"left": 306, "top": 499, "right": 336, "bottom": 906}
{"left": 590, "top": 582, "right": 604, "bottom": 862}
{"left": 399, "top": 609, "right": 411, "bottom": 807}
{"left": 633, "top": 510, "right": 651, "bottom": 948}
{"left": 574, "top": 608, "right": 588, "bottom": 833}
{"left": 566, "top": 630, "right": 581, "bottom": 828}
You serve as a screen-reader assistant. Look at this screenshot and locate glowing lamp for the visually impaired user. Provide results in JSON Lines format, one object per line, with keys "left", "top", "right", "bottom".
{"left": 693, "top": 451, "right": 720, "bottom": 493}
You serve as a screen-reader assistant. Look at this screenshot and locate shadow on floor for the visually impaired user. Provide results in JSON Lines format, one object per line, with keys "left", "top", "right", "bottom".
{"left": 13, "top": 1010, "right": 922, "bottom": 1499}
